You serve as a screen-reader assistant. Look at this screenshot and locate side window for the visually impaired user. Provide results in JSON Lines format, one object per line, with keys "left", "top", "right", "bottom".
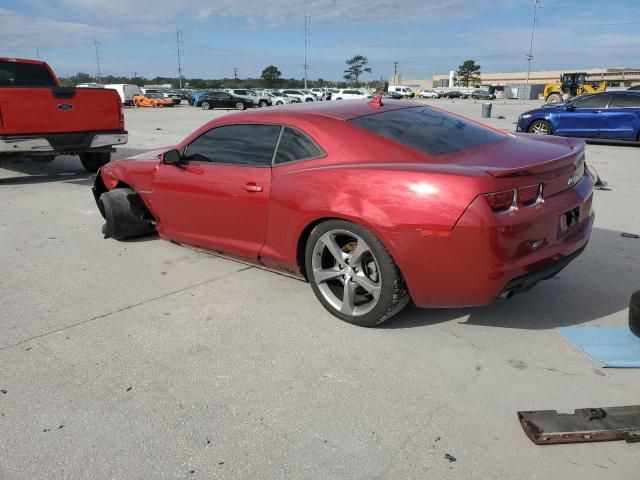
{"left": 572, "top": 95, "right": 611, "bottom": 109}
{"left": 274, "top": 127, "right": 325, "bottom": 164}
{"left": 609, "top": 95, "right": 640, "bottom": 108}
{"left": 185, "top": 124, "right": 281, "bottom": 166}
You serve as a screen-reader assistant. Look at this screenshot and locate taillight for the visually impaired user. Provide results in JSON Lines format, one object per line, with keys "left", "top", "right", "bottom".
{"left": 484, "top": 184, "right": 543, "bottom": 214}
{"left": 118, "top": 100, "right": 124, "bottom": 129}
{"left": 484, "top": 190, "right": 516, "bottom": 213}
{"left": 519, "top": 184, "right": 543, "bottom": 207}
{"left": 0, "top": 105, "right": 3, "bottom": 127}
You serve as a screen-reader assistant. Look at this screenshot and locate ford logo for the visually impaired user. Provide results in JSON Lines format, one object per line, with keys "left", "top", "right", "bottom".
{"left": 57, "top": 103, "right": 74, "bottom": 111}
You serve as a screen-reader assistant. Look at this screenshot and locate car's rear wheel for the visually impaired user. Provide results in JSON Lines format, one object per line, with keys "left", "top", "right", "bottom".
{"left": 201, "top": 101, "right": 211, "bottom": 110}
{"left": 305, "top": 220, "right": 409, "bottom": 327}
{"left": 79, "top": 152, "right": 110, "bottom": 173}
{"left": 528, "top": 120, "right": 552, "bottom": 135}
{"left": 98, "top": 188, "right": 156, "bottom": 241}
{"left": 258, "top": 100, "right": 267, "bottom": 108}
{"left": 305, "top": 98, "right": 313, "bottom": 102}
{"left": 276, "top": 100, "right": 283, "bottom": 105}
{"left": 236, "top": 102, "right": 245, "bottom": 110}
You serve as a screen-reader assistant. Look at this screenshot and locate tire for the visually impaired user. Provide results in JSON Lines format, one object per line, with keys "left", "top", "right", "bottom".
{"left": 236, "top": 102, "right": 245, "bottom": 110}
{"left": 528, "top": 120, "right": 552, "bottom": 135}
{"left": 304, "top": 219, "right": 410, "bottom": 327}
{"left": 188, "top": 99, "right": 195, "bottom": 106}
{"left": 546, "top": 93, "right": 564, "bottom": 104}
{"left": 31, "top": 155, "right": 56, "bottom": 163}
{"left": 305, "top": 98, "right": 313, "bottom": 102}
{"left": 335, "top": 97, "right": 343, "bottom": 101}
{"left": 98, "top": 188, "right": 155, "bottom": 241}
{"left": 630, "top": 290, "right": 640, "bottom": 338}
{"left": 79, "top": 152, "right": 110, "bottom": 173}
{"left": 276, "top": 101, "right": 283, "bottom": 105}
{"left": 201, "top": 101, "right": 211, "bottom": 110}
{"left": 258, "top": 100, "right": 267, "bottom": 108}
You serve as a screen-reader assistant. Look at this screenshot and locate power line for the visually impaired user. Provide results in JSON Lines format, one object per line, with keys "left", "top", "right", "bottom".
{"left": 176, "top": 29, "right": 184, "bottom": 89}
{"left": 525, "top": 0, "right": 541, "bottom": 86}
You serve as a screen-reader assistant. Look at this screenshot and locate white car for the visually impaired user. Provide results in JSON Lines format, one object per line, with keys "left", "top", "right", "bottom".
{"left": 419, "top": 90, "right": 440, "bottom": 99}
{"left": 267, "top": 91, "right": 294, "bottom": 105}
{"left": 310, "top": 88, "right": 327, "bottom": 100}
{"left": 331, "top": 89, "right": 373, "bottom": 100}
{"left": 280, "top": 89, "right": 315, "bottom": 102}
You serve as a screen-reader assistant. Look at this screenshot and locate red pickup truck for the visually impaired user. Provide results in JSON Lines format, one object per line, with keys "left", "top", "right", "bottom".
{"left": 0, "top": 58, "right": 127, "bottom": 172}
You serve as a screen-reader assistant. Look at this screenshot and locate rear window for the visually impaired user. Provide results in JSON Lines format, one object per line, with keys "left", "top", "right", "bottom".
{"left": 349, "top": 107, "right": 504, "bottom": 156}
{"left": 609, "top": 94, "right": 640, "bottom": 108}
{"left": 0, "top": 61, "right": 56, "bottom": 87}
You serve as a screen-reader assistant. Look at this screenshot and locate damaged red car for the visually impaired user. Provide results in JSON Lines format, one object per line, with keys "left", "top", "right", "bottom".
{"left": 93, "top": 99, "right": 594, "bottom": 326}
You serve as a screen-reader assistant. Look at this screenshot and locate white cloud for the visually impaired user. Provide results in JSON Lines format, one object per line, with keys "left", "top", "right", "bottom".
{"left": 0, "top": 8, "right": 112, "bottom": 51}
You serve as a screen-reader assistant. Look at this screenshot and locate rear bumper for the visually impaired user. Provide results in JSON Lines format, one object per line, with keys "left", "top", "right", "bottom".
{"left": 0, "top": 131, "right": 128, "bottom": 154}
{"left": 384, "top": 169, "right": 595, "bottom": 308}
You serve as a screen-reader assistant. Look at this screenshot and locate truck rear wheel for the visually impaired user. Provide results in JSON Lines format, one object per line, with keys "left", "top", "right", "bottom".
{"left": 80, "top": 152, "right": 110, "bottom": 173}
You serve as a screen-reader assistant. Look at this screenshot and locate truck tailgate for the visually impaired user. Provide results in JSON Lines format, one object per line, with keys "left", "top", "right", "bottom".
{"left": 0, "top": 87, "right": 123, "bottom": 135}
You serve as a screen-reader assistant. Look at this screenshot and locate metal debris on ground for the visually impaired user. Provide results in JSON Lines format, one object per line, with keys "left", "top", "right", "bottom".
{"left": 518, "top": 405, "right": 640, "bottom": 444}
{"left": 621, "top": 232, "right": 639, "bottom": 239}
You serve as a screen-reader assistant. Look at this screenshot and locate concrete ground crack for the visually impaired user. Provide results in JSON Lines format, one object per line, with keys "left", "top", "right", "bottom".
{"left": 0, "top": 266, "right": 253, "bottom": 351}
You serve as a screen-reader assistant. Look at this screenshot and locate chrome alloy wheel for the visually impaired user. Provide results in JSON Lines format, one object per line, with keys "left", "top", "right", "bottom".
{"left": 311, "top": 229, "right": 382, "bottom": 316}
{"left": 530, "top": 121, "right": 550, "bottom": 135}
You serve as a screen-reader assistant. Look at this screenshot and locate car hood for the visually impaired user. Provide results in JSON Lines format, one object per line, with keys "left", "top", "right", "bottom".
{"left": 523, "top": 104, "right": 564, "bottom": 116}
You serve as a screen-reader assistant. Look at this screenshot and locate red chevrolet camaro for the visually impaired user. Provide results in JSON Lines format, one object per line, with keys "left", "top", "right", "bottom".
{"left": 93, "top": 99, "right": 594, "bottom": 326}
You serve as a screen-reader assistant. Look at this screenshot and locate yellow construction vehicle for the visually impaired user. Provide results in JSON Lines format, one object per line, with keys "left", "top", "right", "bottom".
{"left": 543, "top": 72, "right": 607, "bottom": 103}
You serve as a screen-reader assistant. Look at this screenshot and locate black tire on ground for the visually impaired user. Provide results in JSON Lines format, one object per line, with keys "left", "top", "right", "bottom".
{"left": 630, "top": 290, "right": 640, "bottom": 338}
{"left": 79, "top": 152, "right": 110, "bottom": 173}
{"left": 259, "top": 100, "right": 267, "bottom": 108}
{"left": 201, "top": 101, "right": 211, "bottom": 110}
{"left": 528, "top": 120, "right": 552, "bottom": 135}
{"left": 304, "top": 219, "right": 410, "bottom": 327}
{"left": 98, "top": 188, "right": 155, "bottom": 241}
{"left": 305, "top": 98, "right": 313, "bottom": 102}
{"left": 30, "top": 155, "right": 56, "bottom": 163}
{"left": 236, "top": 102, "right": 245, "bottom": 110}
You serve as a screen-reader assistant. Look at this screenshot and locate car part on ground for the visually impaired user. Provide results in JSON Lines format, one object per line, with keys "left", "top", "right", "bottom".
{"left": 630, "top": 290, "right": 640, "bottom": 338}
{"left": 518, "top": 405, "right": 640, "bottom": 444}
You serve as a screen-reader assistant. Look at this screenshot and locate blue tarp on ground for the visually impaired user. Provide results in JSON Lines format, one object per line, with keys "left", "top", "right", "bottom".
{"left": 558, "top": 327, "right": 640, "bottom": 368}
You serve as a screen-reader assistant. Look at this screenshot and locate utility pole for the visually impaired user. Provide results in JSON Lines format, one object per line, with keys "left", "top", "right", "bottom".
{"left": 393, "top": 61, "right": 399, "bottom": 84}
{"left": 94, "top": 39, "right": 102, "bottom": 85}
{"left": 36, "top": 48, "right": 40, "bottom": 60}
{"left": 303, "top": 15, "right": 311, "bottom": 89}
{"left": 234, "top": 68, "right": 239, "bottom": 87}
{"left": 176, "top": 29, "right": 184, "bottom": 89}
{"left": 525, "top": 0, "right": 541, "bottom": 86}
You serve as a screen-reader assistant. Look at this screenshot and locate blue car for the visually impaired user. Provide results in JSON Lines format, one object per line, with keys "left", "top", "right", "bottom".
{"left": 516, "top": 91, "right": 640, "bottom": 142}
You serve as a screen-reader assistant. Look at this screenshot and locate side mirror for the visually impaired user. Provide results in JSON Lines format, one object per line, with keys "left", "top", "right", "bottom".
{"left": 163, "top": 149, "right": 183, "bottom": 166}
{"left": 565, "top": 104, "right": 575, "bottom": 111}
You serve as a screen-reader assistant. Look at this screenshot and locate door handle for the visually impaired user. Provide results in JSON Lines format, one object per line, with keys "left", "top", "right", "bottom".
{"left": 241, "top": 182, "right": 263, "bottom": 192}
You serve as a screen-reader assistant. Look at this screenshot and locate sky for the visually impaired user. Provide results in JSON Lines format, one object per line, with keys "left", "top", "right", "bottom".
{"left": 1, "top": 0, "right": 639, "bottom": 81}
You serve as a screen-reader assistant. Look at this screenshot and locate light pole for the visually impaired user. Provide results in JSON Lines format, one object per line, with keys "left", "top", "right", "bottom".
{"left": 525, "top": 0, "right": 541, "bottom": 86}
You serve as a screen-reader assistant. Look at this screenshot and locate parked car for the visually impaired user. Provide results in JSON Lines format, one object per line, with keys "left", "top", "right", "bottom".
{"left": 388, "top": 86, "right": 415, "bottom": 98}
{"left": 516, "top": 91, "right": 640, "bottom": 141}
{"left": 628, "top": 85, "right": 640, "bottom": 91}
{"left": 197, "top": 91, "right": 255, "bottom": 110}
{"left": 382, "top": 91, "right": 404, "bottom": 99}
{"left": 281, "top": 89, "right": 315, "bottom": 102}
{"left": 332, "top": 89, "right": 373, "bottom": 100}
{"left": 0, "top": 57, "right": 126, "bottom": 172}
{"left": 93, "top": 101, "right": 594, "bottom": 327}
{"left": 419, "top": 90, "right": 440, "bottom": 99}
{"left": 470, "top": 90, "right": 495, "bottom": 100}
{"left": 310, "top": 88, "right": 327, "bottom": 100}
{"left": 266, "top": 91, "right": 293, "bottom": 105}
{"left": 104, "top": 84, "right": 142, "bottom": 106}
{"left": 133, "top": 93, "right": 175, "bottom": 108}
{"left": 225, "top": 89, "right": 271, "bottom": 107}
{"left": 160, "top": 90, "right": 182, "bottom": 104}
{"left": 442, "top": 90, "right": 462, "bottom": 99}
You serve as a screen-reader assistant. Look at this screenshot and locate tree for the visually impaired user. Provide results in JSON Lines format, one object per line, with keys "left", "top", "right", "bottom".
{"left": 343, "top": 55, "right": 372, "bottom": 87}
{"left": 261, "top": 65, "right": 282, "bottom": 87}
{"left": 457, "top": 60, "right": 481, "bottom": 87}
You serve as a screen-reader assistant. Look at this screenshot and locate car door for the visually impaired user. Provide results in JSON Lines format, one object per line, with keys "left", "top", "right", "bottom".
{"left": 556, "top": 95, "right": 611, "bottom": 138}
{"left": 151, "top": 124, "right": 281, "bottom": 259}
{"left": 600, "top": 94, "right": 640, "bottom": 140}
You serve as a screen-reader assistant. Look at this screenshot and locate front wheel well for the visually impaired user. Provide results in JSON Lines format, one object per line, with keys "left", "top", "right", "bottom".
{"left": 94, "top": 177, "right": 136, "bottom": 218}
